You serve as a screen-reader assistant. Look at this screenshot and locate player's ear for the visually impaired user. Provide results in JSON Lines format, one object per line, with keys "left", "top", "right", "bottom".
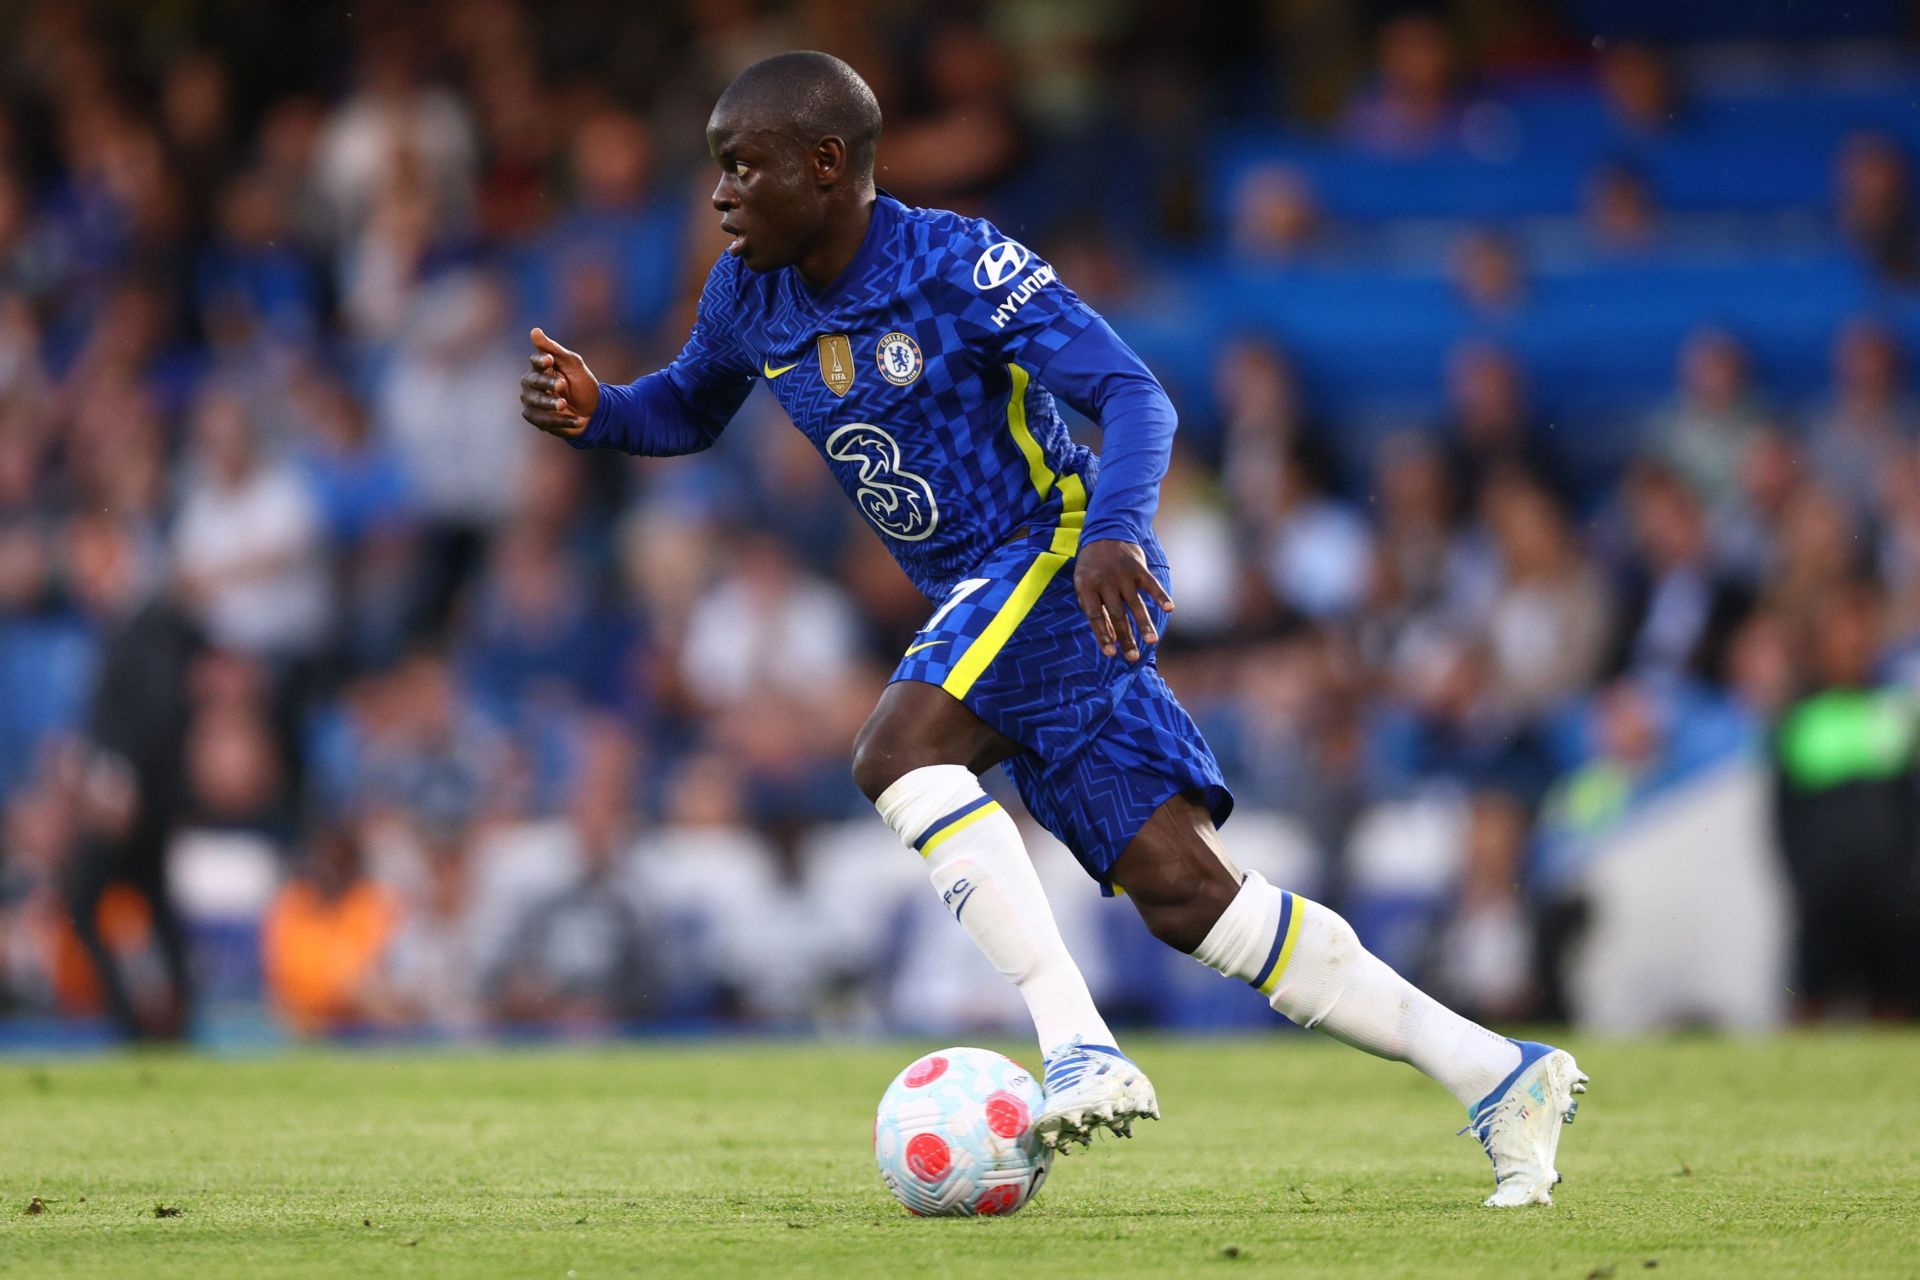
{"left": 813, "top": 136, "right": 847, "bottom": 185}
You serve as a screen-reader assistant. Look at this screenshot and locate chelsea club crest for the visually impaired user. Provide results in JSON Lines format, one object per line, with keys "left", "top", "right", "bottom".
{"left": 876, "top": 332, "right": 923, "bottom": 386}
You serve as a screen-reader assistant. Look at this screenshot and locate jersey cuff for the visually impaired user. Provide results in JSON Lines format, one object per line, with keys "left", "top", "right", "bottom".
{"left": 570, "top": 383, "right": 625, "bottom": 450}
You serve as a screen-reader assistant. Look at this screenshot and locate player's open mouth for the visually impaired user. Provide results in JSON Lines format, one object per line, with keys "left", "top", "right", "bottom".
{"left": 722, "top": 224, "right": 746, "bottom": 256}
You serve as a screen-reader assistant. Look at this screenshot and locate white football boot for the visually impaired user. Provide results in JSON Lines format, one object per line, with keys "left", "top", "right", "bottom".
{"left": 1034, "top": 1039, "right": 1160, "bottom": 1152}
{"left": 1464, "top": 1039, "right": 1589, "bottom": 1207}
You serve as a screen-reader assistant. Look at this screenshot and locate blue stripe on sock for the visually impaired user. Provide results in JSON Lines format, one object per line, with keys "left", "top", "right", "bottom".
{"left": 1248, "top": 891, "right": 1294, "bottom": 990}
{"left": 912, "top": 793, "right": 996, "bottom": 851}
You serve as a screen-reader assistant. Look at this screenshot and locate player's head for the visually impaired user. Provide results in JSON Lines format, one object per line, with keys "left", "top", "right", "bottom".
{"left": 706, "top": 51, "right": 881, "bottom": 273}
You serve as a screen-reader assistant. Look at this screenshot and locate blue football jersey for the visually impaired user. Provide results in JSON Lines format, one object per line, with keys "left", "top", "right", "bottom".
{"left": 586, "top": 193, "right": 1104, "bottom": 599}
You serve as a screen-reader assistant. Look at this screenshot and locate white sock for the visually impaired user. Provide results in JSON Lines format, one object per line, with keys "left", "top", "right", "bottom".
{"left": 876, "top": 764, "right": 1115, "bottom": 1056}
{"left": 1194, "top": 871, "right": 1520, "bottom": 1109}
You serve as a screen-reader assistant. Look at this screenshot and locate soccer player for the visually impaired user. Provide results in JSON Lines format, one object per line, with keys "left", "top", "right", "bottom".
{"left": 519, "top": 52, "right": 1587, "bottom": 1206}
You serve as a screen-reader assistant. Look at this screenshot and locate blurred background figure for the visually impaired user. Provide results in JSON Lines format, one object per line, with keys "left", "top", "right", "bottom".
{"left": 485, "top": 722, "right": 660, "bottom": 1031}
{"left": 262, "top": 822, "right": 401, "bottom": 1037}
{"left": 1771, "top": 580, "right": 1920, "bottom": 1020}
{"left": 60, "top": 516, "right": 200, "bottom": 1041}
{"left": 4, "top": 0, "right": 1920, "bottom": 1045}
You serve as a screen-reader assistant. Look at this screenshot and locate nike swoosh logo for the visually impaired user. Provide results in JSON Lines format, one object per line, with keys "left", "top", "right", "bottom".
{"left": 904, "top": 640, "right": 947, "bottom": 657}
{"left": 762, "top": 360, "right": 797, "bottom": 378}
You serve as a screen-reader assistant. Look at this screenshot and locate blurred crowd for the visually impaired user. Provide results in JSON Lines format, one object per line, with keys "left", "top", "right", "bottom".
{"left": 3, "top": 0, "right": 1919, "bottom": 1044}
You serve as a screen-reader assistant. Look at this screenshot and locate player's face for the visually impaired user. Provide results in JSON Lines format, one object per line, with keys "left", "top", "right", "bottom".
{"left": 706, "top": 118, "right": 825, "bottom": 273}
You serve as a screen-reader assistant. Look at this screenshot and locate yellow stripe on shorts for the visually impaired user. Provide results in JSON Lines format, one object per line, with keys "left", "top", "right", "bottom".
{"left": 940, "top": 365, "right": 1090, "bottom": 700}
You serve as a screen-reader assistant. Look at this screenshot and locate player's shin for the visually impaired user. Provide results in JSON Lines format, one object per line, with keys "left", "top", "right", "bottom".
{"left": 875, "top": 764, "right": 1115, "bottom": 1056}
{"left": 1191, "top": 871, "right": 1520, "bottom": 1108}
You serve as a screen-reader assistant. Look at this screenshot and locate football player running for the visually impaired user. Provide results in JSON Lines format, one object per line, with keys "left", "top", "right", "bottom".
{"left": 519, "top": 51, "right": 1585, "bottom": 1206}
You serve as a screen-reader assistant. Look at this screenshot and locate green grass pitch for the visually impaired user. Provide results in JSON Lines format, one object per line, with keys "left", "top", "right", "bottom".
{"left": 4, "top": 1032, "right": 1917, "bottom": 1277}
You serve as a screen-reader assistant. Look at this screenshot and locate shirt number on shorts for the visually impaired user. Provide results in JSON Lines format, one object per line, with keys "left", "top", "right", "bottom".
{"left": 923, "top": 578, "right": 990, "bottom": 633}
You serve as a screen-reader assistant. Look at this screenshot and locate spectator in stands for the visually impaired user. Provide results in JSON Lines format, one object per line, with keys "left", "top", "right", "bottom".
{"left": 1215, "top": 339, "right": 1338, "bottom": 539}
{"left": 372, "top": 269, "right": 530, "bottom": 630}
{"left": 182, "top": 651, "right": 293, "bottom": 840}
{"left": 383, "top": 821, "right": 487, "bottom": 1037}
{"left": 1230, "top": 164, "right": 1327, "bottom": 261}
{"left": 173, "top": 391, "right": 332, "bottom": 664}
{"left": 314, "top": 23, "right": 478, "bottom": 246}
{"left": 1213, "top": 626, "right": 1368, "bottom": 880}
{"left": 875, "top": 20, "right": 1024, "bottom": 207}
{"left": 1809, "top": 320, "right": 1919, "bottom": 514}
{"left": 459, "top": 524, "right": 605, "bottom": 731}
{"left": 1151, "top": 449, "right": 1240, "bottom": 643}
{"left": 1772, "top": 578, "right": 1920, "bottom": 1018}
{"left": 197, "top": 171, "right": 324, "bottom": 353}
{"left": 1429, "top": 792, "right": 1535, "bottom": 1023}
{"left": 262, "top": 822, "right": 402, "bottom": 1036}
{"left": 1260, "top": 441, "right": 1373, "bottom": 621}
{"left": 1606, "top": 462, "right": 1755, "bottom": 685}
{"left": 485, "top": 726, "right": 660, "bottom": 1029}
{"left": 290, "top": 368, "right": 419, "bottom": 671}
{"left": 1, "top": 768, "right": 86, "bottom": 1016}
{"left": 1532, "top": 676, "right": 1670, "bottom": 1013}
{"left": 363, "top": 644, "right": 519, "bottom": 835}
{"left": 1342, "top": 13, "right": 1467, "bottom": 156}
{"left": 678, "top": 533, "right": 860, "bottom": 711}
{"left": 1480, "top": 472, "right": 1613, "bottom": 720}
{"left": 1359, "top": 433, "right": 1480, "bottom": 675}
{"left": 1583, "top": 160, "right": 1660, "bottom": 255}
{"left": 1597, "top": 42, "right": 1682, "bottom": 137}
{"left": 1873, "top": 451, "right": 1920, "bottom": 647}
{"left": 1766, "top": 483, "right": 1869, "bottom": 638}
{"left": 1647, "top": 328, "right": 1771, "bottom": 524}
{"left": 1450, "top": 227, "right": 1527, "bottom": 318}
{"left": 1365, "top": 631, "right": 1542, "bottom": 802}
{"left": 537, "top": 108, "right": 683, "bottom": 344}
{"left": 1835, "top": 131, "right": 1919, "bottom": 284}
{"left": 1440, "top": 340, "right": 1568, "bottom": 508}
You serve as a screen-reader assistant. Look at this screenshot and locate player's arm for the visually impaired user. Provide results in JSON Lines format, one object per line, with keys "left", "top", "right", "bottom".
{"left": 519, "top": 260, "right": 756, "bottom": 455}
{"left": 1040, "top": 318, "right": 1179, "bottom": 663}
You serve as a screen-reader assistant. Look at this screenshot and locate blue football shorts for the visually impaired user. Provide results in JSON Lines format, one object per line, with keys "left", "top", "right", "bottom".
{"left": 890, "top": 521, "right": 1233, "bottom": 893}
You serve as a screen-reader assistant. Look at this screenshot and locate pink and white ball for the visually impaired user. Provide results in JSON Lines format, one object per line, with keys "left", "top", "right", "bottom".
{"left": 874, "top": 1047, "right": 1053, "bottom": 1217}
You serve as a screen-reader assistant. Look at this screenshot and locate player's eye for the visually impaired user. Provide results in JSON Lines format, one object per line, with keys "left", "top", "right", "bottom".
{"left": 732, "top": 161, "right": 749, "bottom": 177}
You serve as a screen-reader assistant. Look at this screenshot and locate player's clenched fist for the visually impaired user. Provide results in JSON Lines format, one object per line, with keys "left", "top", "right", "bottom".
{"left": 1074, "top": 538, "right": 1175, "bottom": 663}
{"left": 519, "top": 327, "right": 601, "bottom": 438}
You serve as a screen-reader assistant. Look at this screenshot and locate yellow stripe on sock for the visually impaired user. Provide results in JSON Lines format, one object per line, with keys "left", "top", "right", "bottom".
{"left": 1257, "top": 900, "right": 1305, "bottom": 996}
{"left": 917, "top": 800, "right": 1003, "bottom": 857}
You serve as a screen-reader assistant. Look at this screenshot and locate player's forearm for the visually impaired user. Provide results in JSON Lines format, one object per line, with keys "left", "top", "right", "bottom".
{"left": 571, "top": 373, "right": 731, "bottom": 457}
{"left": 1041, "top": 320, "right": 1177, "bottom": 545}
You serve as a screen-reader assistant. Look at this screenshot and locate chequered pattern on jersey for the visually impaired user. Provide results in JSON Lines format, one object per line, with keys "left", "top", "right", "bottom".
{"left": 693, "top": 194, "right": 1099, "bottom": 598}
{"left": 892, "top": 530, "right": 1233, "bottom": 888}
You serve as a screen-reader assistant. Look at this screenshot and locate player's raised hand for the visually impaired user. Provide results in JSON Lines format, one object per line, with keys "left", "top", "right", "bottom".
{"left": 519, "top": 327, "right": 601, "bottom": 438}
{"left": 1074, "top": 538, "right": 1175, "bottom": 663}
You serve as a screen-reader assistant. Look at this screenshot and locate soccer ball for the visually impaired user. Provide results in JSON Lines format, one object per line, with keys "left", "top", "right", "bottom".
{"left": 873, "top": 1046, "right": 1053, "bottom": 1217}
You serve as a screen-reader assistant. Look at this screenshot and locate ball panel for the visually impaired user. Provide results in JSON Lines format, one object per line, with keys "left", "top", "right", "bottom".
{"left": 903, "top": 1055, "right": 948, "bottom": 1087}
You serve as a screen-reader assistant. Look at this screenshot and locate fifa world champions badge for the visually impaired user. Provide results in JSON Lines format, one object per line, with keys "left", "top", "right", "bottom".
{"left": 818, "top": 333, "right": 855, "bottom": 396}
{"left": 877, "top": 332, "right": 924, "bottom": 386}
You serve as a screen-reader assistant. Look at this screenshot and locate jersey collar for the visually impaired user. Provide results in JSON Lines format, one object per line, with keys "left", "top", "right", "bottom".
{"left": 797, "top": 190, "right": 900, "bottom": 311}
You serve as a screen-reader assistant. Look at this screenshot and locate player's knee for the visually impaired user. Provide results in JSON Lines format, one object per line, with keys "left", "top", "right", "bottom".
{"left": 1130, "top": 875, "right": 1237, "bottom": 955}
{"left": 850, "top": 720, "right": 917, "bottom": 803}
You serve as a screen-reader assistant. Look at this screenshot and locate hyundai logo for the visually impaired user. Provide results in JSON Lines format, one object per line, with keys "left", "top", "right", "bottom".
{"left": 972, "top": 240, "right": 1031, "bottom": 290}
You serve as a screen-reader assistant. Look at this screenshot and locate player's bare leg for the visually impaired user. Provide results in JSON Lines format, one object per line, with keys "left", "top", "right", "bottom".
{"left": 853, "top": 679, "right": 1157, "bottom": 1150}
{"left": 1111, "top": 794, "right": 1588, "bottom": 1206}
